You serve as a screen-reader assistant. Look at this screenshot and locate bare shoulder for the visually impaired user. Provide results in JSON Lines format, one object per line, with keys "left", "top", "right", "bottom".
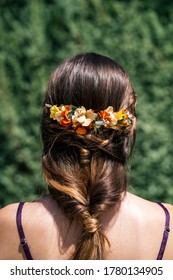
{"left": 162, "top": 202, "right": 173, "bottom": 212}
{"left": 0, "top": 203, "right": 18, "bottom": 237}
{"left": 157, "top": 202, "right": 173, "bottom": 223}
{"left": 126, "top": 192, "right": 173, "bottom": 211}
{"left": 0, "top": 203, "right": 19, "bottom": 227}
{"left": 124, "top": 192, "right": 173, "bottom": 225}
{"left": 0, "top": 197, "right": 60, "bottom": 260}
{"left": 0, "top": 196, "right": 61, "bottom": 232}
{"left": 0, "top": 203, "right": 20, "bottom": 260}
{"left": 126, "top": 193, "right": 173, "bottom": 258}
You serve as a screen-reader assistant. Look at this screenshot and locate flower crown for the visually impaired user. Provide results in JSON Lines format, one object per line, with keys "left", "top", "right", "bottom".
{"left": 46, "top": 104, "right": 133, "bottom": 135}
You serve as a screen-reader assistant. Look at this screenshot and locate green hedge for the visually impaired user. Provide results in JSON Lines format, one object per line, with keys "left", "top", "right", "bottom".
{"left": 1, "top": 0, "right": 173, "bottom": 207}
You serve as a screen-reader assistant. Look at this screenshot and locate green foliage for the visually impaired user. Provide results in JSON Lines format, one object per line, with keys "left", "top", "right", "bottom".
{"left": 1, "top": 0, "right": 173, "bottom": 207}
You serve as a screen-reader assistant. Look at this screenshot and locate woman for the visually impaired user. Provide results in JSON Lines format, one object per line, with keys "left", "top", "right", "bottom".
{"left": 0, "top": 53, "right": 173, "bottom": 260}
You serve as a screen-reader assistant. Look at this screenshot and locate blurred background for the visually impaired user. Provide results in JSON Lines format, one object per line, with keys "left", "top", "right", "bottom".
{"left": 0, "top": 0, "right": 173, "bottom": 208}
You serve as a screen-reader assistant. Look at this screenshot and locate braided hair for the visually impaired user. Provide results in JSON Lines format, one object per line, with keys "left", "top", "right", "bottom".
{"left": 41, "top": 53, "right": 136, "bottom": 259}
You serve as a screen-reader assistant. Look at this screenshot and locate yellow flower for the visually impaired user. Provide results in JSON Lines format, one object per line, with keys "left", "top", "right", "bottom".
{"left": 116, "top": 109, "right": 129, "bottom": 126}
{"left": 50, "top": 105, "right": 62, "bottom": 121}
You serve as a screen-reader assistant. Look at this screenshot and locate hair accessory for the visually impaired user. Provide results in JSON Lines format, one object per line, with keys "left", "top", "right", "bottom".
{"left": 45, "top": 104, "right": 133, "bottom": 135}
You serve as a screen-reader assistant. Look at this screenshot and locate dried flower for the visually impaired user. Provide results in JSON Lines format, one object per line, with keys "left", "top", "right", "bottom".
{"left": 46, "top": 104, "right": 133, "bottom": 135}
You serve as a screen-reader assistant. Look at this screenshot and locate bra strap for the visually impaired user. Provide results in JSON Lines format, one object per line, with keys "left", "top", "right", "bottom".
{"left": 156, "top": 202, "right": 170, "bottom": 260}
{"left": 16, "top": 202, "right": 33, "bottom": 260}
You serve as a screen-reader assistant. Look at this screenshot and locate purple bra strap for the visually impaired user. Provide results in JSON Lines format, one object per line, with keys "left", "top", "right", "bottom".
{"left": 16, "top": 202, "right": 33, "bottom": 260}
{"left": 156, "top": 202, "right": 170, "bottom": 260}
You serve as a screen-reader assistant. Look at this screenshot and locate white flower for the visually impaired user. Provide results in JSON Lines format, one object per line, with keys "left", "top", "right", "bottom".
{"left": 105, "top": 106, "right": 118, "bottom": 126}
{"left": 75, "top": 106, "right": 86, "bottom": 117}
{"left": 86, "top": 109, "right": 96, "bottom": 121}
{"left": 72, "top": 115, "right": 92, "bottom": 127}
{"left": 72, "top": 107, "right": 95, "bottom": 127}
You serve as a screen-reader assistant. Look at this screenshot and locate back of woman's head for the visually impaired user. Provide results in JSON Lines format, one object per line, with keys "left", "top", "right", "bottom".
{"left": 41, "top": 53, "right": 136, "bottom": 259}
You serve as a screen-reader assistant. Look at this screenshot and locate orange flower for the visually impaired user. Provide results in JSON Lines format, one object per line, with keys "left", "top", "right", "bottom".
{"left": 75, "top": 127, "right": 87, "bottom": 135}
{"left": 60, "top": 118, "right": 71, "bottom": 126}
{"left": 60, "top": 105, "right": 72, "bottom": 127}
{"left": 98, "top": 110, "right": 111, "bottom": 122}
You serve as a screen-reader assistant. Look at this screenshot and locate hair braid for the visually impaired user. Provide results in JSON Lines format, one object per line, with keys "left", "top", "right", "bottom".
{"left": 42, "top": 130, "right": 129, "bottom": 259}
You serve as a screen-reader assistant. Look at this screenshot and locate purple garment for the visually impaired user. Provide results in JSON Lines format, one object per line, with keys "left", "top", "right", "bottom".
{"left": 16, "top": 202, "right": 33, "bottom": 260}
{"left": 156, "top": 202, "right": 170, "bottom": 260}
{"left": 16, "top": 201, "right": 170, "bottom": 260}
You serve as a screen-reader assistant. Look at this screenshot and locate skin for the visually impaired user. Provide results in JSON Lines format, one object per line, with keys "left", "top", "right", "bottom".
{"left": 0, "top": 192, "right": 173, "bottom": 260}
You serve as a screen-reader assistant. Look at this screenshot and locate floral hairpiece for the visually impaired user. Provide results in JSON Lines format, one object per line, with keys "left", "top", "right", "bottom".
{"left": 45, "top": 104, "right": 133, "bottom": 135}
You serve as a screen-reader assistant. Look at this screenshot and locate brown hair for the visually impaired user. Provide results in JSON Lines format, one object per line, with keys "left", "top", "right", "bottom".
{"left": 41, "top": 53, "right": 136, "bottom": 259}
